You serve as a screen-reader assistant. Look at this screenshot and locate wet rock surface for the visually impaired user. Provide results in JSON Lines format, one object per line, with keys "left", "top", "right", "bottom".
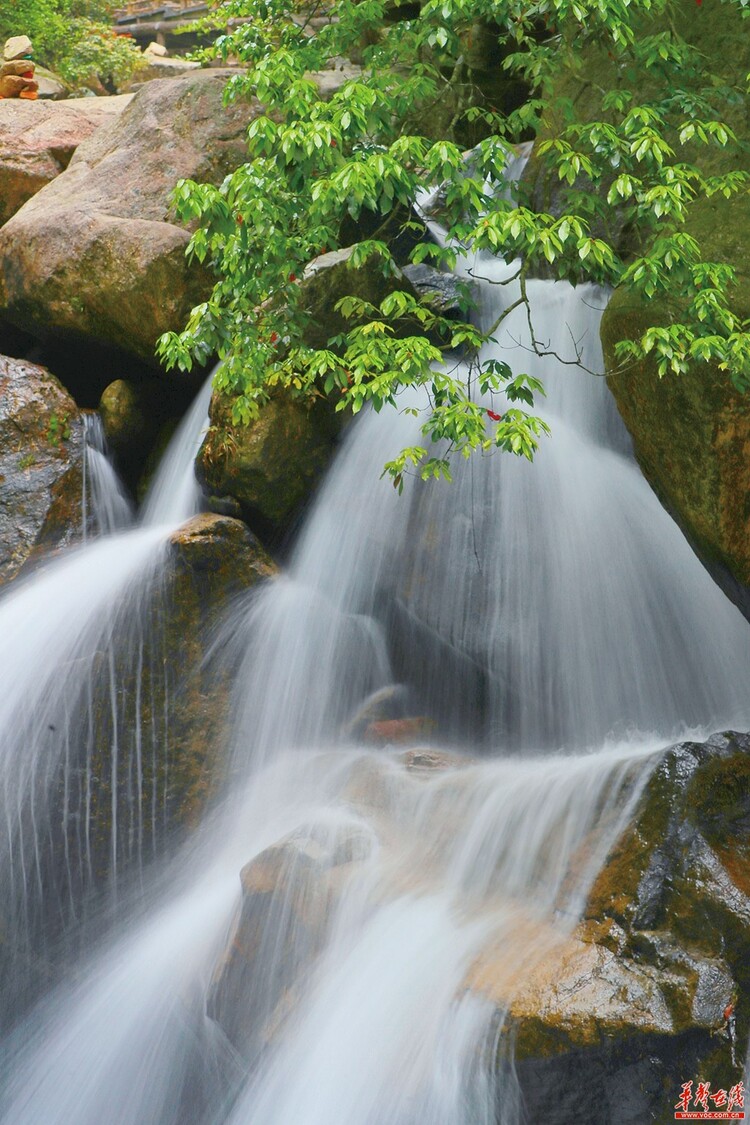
{"left": 206, "top": 732, "right": 750, "bottom": 1122}
{"left": 559, "top": 1, "right": 750, "bottom": 613}
{"left": 208, "top": 821, "right": 372, "bottom": 1059}
{"left": 65, "top": 515, "right": 277, "bottom": 894}
{"left": 402, "top": 262, "right": 472, "bottom": 318}
{"left": 0, "top": 353, "right": 85, "bottom": 585}
{"left": 481, "top": 732, "right": 750, "bottom": 1123}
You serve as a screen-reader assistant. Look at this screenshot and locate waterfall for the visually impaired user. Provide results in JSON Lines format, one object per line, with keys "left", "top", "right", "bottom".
{"left": 0, "top": 372, "right": 214, "bottom": 1012}
{"left": 140, "top": 374, "right": 213, "bottom": 528}
{"left": 2, "top": 213, "right": 750, "bottom": 1122}
{"left": 82, "top": 413, "right": 134, "bottom": 539}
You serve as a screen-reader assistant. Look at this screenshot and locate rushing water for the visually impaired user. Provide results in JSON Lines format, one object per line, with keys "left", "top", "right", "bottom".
{"left": 1, "top": 212, "right": 750, "bottom": 1121}
{"left": 0, "top": 374, "right": 213, "bottom": 1012}
{"left": 82, "top": 413, "right": 134, "bottom": 538}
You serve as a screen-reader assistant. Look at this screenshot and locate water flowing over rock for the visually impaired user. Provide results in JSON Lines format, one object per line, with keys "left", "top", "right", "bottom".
{"left": 2, "top": 93, "right": 750, "bottom": 1125}
{"left": 0, "top": 354, "right": 85, "bottom": 585}
{"left": 468, "top": 733, "right": 750, "bottom": 1121}
{"left": 0, "top": 375, "right": 280, "bottom": 1016}
{"left": 535, "top": 1, "right": 750, "bottom": 615}
{"left": 0, "top": 95, "right": 132, "bottom": 227}
{"left": 0, "top": 70, "right": 254, "bottom": 364}
{"left": 57, "top": 513, "right": 276, "bottom": 892}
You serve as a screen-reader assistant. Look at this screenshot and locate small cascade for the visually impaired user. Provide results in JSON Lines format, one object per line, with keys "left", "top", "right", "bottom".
{"left": 82, "top": 413, "right": 134, "bottom": 538}
{"left": 0, "top": 740, "right": 658, "bottom": 1125}
{"left": 140, "top": 373, "right": 214, "bottom": 528}
{"left": 0, "top": 371, "right": 215, "bottom": 1012}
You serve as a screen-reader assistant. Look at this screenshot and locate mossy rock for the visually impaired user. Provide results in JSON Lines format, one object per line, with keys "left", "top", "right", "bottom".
{"left": 298, "top": 245, "right": 420, "bottom": 349}
{"left": 198, "top": 390, "right": 342, "bottom": 528}
{"left": 460, "top": 732, "right": 750, "bottom": 1121}
{"left": 60, "top": 514, "right": 277, "bottom": 891}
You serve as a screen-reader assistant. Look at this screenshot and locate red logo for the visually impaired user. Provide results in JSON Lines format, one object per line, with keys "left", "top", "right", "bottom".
{"left": 675, "top": 1080, "right": 745, "bottom": 1120}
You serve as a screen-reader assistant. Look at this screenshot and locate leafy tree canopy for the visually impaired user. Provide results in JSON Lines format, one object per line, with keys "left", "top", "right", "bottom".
{"left": 157, "top": 0, "right": 750, "bottom": 486}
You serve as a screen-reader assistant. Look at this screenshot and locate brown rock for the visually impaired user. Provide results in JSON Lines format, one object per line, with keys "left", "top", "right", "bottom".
{"left": 208, "top": 822, "right": 372, "bottom": 1057}
{"left": 80, "top": 514, "right": 277, "bottom": 883}
{"left": 167, "top": 512, "right": 276, "bottom": 593}
{"left": 198, "top": 390, "right": 340, "bottom": 527}
{"left": 0, "top": 74, "right": 36, "bottom": 100}
{"left": 364, "top": 716, "right": 437, "bottom": 744}
{"left": 0, "top": 95, "right": 132, "bottom": 228}
{"left": 1, "top": 60, "right": 35, "bottom": 78}
{"left": 0, "top": 70, "right": 255, "bottom": 362}
{"left": 467, "top": 921, "right": 676, "bottom": 1056}
{"left": 0, "top": 354, "right": 85, "bottom": 585}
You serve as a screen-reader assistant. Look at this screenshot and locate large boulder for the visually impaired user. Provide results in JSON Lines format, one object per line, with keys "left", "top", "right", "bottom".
{"left": 474, "top": 733, "right": 750, "bottom": 1124}
{"left": 196, "top": 245, "right": 423, "bottom": 527}
{"left": 0, "top": 354, "right": 85, "bottom": 585}
{"left": 603, "top": 273, "right": 750, "bottom": 609}
{"left": 0, "top": 70, "right": 254, "bottom": 366}
{"left": 198, "top": 391, "right": 341, "bottom": 528}
{"left": 0, "top": 94, "right": 132, "bottom": 228}
{"left": 514, "top": 3, "right": 750, "bottom": 610}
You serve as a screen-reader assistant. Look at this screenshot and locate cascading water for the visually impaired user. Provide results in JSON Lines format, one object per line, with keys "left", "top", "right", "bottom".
{"left": 81, "top": 413, "right": 134, "bottom": 538}
{"left": 0, "top": 372, "right": 214, "bottom": 1014}
{"left": 2, "top": 173, "right": 750, "bottom": 1124}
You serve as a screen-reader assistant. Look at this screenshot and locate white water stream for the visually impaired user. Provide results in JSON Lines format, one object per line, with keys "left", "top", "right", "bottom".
{"left": 1, "top": 197, "right": 749, "bottom": 1122}
{"left": 0, "top": 374, "right": 212, "bottom": 1003}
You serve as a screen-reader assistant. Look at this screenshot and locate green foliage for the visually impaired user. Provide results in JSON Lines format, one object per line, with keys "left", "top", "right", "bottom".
{"left": 47, "top": 412, "right": 70, "bottom": 447}
{"left": 55, "top": 21, "right": 144, "bottom": 91}
{"left": 158, "top": 0, "right": 750, "bottom": 484}
{"left": 0, "top": 0, "right": 68, "bottom": 65}
{"left": 0, "top": 0, "right": 143, "bottom": 90}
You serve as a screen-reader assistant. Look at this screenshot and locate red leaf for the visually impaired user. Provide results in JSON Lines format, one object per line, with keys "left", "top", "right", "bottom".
{"left": 487, "top": 410, "right": 502, "bottom": 421}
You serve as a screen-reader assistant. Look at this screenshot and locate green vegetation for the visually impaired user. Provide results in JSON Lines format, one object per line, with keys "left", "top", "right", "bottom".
{"left": 0, "top": 0, "right": 143, "bottom": 91}
{"left": 47, "top": 412, "right": 70, "bottom": 446}
{"left": 157, "top": 0, "right": 750, "bottom": 486}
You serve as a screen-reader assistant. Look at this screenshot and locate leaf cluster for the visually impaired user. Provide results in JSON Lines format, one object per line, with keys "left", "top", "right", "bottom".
{"left": 158, "top": 0, "right": 750, "bottom": 483}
